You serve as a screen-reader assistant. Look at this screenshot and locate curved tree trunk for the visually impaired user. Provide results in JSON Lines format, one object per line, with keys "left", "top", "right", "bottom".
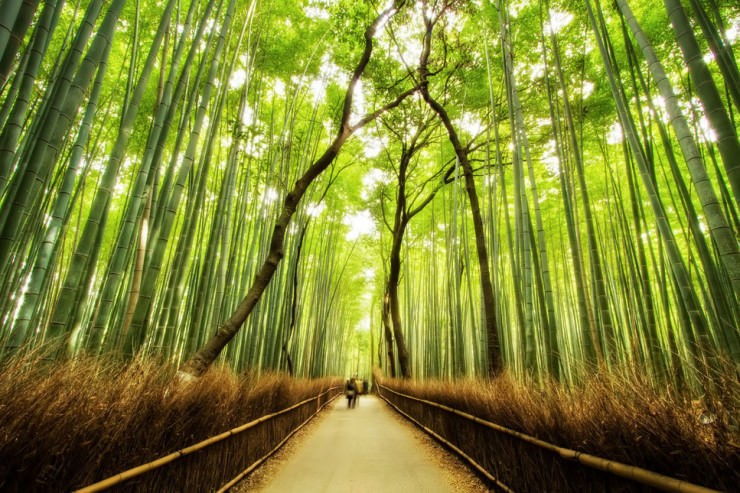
{"left": 180, "top": 1, "right": 416, "bottom": 378}
{"left": 388, "top": 224, "right": 411, "bottom": 378}
{"left": 418, "top": 2, "right": 502, "bottom": 377}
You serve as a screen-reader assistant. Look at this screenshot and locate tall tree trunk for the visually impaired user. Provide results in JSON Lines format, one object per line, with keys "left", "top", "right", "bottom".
{"left": 282, "top": 220, "right": 310, "bottom": 377}
{"left": 88, "top": 0, "right": 203, "bottom": 351}
{"left": 0, "top": 0, "right": 106, "bottom": 278}
{"left": 124, "top": 0, "right": 233, "bottom": 356}
{"left": 382, "top": 288, "right": 397, "bottom": 377}
{"left": 388, "top": 225, "right": 411, "bottom": 378}
{"left": 617, "top": 7, "right": 739, "bottom": 361}
{"left": 8, "top": 29, "right": 111, "bottom": 349}
{"left": 687, "top": 0, "right": 740, "bottom": 114}
{"left": 418, "top": 3, "right": 502, "bottom": 376}
{"left": 548, "top": 16, "right": 614, "bottom": 363}
{"left": 540, "top": 25, "right": 600, "bottom": 367}
{"left": 0, "top": 0, "right": 63, "bottom": 207}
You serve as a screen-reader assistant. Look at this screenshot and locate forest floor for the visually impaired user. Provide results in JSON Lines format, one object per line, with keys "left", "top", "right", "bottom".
{"left": 234, "top": 394, "right": 489, "bottom": 493}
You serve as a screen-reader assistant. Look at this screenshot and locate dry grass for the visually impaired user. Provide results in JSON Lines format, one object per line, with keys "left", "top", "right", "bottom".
{"left": 377, "top": 367, "right": 739, "bottom": 491}
{"left": 2, "top": 350, "right": 735, "bottom": 491}
{"left": 0, "top": 352, "right": 341, "bottom": 492}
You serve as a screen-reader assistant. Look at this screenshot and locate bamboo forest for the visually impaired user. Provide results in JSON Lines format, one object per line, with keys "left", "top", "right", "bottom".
{"left": 0, "top": 0, "right": 739, "bottom": 491}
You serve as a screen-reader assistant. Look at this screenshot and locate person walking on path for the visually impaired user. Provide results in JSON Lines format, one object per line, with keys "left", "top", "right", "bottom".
{"left": 345, "top": 378, "right": 356, "bottom": 408}
{"left": 350, "top": 375, "right": 360, "bottom": 408}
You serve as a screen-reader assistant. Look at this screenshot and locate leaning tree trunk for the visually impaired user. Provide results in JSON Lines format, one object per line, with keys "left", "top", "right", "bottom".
{"left": 0, "top": 0, "right": 107, "bottom": 284}
{"left": 0, "top": 0, "right": 70, "bottom": 200}
{"left": 179, "top": 1, "right": 416, "bottom": 378}
{"left": 123, "top": 0, "right": 234, "bottom": 357}
{"left": 88, "top": 0, "right": 204, "bottom": 352}
{"left": 8, "top": 30, "right": 111, "bottom": 349}
{"left": 0, "top": 0, "right": 40, "bottom": 87}
{"left": 687, "top": 0, "right": 740, "bottom": 119}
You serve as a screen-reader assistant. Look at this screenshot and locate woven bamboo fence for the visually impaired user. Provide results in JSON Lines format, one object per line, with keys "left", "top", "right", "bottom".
{"left": 377, "top": 383, "right": 722, "bottom": 493}
{"left": 74, "top": 385, "right": 341, "bottom": 492}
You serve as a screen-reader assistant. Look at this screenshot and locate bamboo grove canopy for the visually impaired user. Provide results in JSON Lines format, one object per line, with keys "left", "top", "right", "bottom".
{"left": 0, "top": 0, "right": 738, "bottom": 387}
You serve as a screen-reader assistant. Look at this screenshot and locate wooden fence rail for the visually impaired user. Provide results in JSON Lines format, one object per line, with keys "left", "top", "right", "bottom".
{"left": 377, "top": 383, "right": 721, "bottom": 493}
{"left": 75, "top": 385, "right": 341, "bottom": 492}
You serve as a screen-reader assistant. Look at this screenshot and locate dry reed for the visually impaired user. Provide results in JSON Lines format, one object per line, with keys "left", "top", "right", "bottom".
{"left": 0, "top": 352, "right": 340, "bottom": 492}
{"left": 377, "top": 367, "right": 739, "bottom": 491}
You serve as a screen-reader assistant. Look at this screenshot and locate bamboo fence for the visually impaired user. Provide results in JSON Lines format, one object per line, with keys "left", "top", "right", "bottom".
{"left": 74, "top": 385, "right": 341, "bottom": 492}
{"left": 377, "top": 383, "right": 722, "bottom": 493}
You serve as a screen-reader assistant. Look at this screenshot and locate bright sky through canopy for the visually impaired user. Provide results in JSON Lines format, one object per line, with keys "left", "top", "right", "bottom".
{"left": 344, "top": 210, "right": 376, "bottom": 240}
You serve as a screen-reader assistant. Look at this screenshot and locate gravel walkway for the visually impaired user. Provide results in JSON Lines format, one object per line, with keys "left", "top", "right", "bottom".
{"left": 233, "top": 394, "right": 489, "bottom": 493}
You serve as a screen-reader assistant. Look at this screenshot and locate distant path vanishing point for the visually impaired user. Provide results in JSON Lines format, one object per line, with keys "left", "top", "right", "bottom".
{"left": 240, "top": 394, "right": 486, "bottom": 493}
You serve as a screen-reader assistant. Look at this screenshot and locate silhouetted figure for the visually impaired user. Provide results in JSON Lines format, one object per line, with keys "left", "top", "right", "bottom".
{"left": 345, "top": 378, "right": 356, "bottom": 408}
{"left": 350, "top": 375, "right": 359, "bottom": 408}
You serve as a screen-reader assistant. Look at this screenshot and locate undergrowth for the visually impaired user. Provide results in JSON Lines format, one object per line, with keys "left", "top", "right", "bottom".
{"left": 0, "top": 352, "right": 340, "bottom": 492}
{"left": 377, "top": 367, "right": 739, "bottom": 491}
{"left": 2, "top": 350, "right": 736, "bottom": 491}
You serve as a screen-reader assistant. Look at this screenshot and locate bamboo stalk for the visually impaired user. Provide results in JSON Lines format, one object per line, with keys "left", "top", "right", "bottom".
{"left": 377, "top": 384, "right": 721, "bottom": 493}
{"left": 74, "top": 386, "right": 341, "bottom": 493}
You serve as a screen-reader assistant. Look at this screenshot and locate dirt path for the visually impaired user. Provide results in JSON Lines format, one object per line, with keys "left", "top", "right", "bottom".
{"left": 235, "top": 394, "right": 488, "bottom": 493}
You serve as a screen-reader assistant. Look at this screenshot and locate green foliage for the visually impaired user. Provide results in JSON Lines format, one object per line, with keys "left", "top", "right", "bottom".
{"left": 256, "top": 0, "right": 329, "bottom": 77}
